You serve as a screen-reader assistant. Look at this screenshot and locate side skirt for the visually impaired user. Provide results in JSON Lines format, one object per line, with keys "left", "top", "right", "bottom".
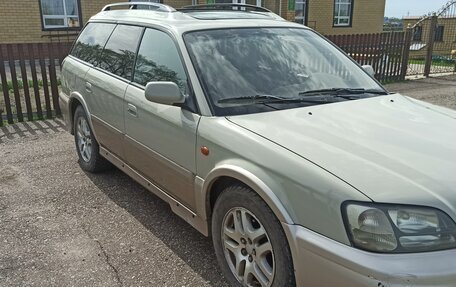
{"left": 99, "top": 146, "right": 209, "bottom": 236}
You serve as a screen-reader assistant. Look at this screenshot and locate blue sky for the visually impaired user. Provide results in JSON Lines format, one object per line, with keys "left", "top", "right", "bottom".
{"left": 385, "top": 0, "right": 449, "bottom": 18}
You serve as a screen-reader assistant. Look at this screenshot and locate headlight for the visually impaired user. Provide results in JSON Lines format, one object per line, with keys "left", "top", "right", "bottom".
{"left": 342, "top": 202, "right": 456, "bottom": 253}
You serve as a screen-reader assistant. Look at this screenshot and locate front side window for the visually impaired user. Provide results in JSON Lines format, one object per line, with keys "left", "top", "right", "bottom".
{"left": 333, "top": 0, "right": 353, "bottom": 27}
{"left": 184, "top": 28, "right": 385, "bottom": 116}
{"left": 40, "top": 0, "right": 81, "bottom": 30}
{"left": 71, "top": 23, "right": 116, "bottom": 65}
{"left": 133, "top": 29, "right": 188, "bottom": 94}
{"left": 99, "top": 25, "right": 143, "bottom": 79}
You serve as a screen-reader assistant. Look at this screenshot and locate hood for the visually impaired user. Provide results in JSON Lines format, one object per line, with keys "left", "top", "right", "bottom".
{"left": 227, "top": 94, "right": 456, "bottom": 218}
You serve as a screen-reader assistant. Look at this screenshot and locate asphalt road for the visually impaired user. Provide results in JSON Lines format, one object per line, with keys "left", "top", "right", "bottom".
{"left": 0, "top": 121, "right": 229, "bottom": 286}
{"left": 0, "top": 74, "right": 454, "bottom": 287}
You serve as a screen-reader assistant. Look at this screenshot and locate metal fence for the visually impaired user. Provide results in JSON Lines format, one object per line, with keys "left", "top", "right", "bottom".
{"left": 408, "top": 0, "right": 456, "bottom": 76}
{"left": 0, "top": 43, "right": 72, "bottom": 126}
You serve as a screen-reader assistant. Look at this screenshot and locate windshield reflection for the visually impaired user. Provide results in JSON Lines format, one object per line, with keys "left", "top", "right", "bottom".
{"left": 184, "top": 28, "right": 384, "bottom": 115}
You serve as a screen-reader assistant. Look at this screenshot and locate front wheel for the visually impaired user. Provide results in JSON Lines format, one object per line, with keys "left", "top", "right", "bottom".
{"left": 212, "top": 185, "right": 296, "bottom": 287}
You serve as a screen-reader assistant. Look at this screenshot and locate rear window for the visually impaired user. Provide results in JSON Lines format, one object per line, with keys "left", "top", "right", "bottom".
{"left": 98, "top": 25, "right": 143, "bottom": 79}
{"left": 71, "top": 22, "right": 116, "bottom": 65}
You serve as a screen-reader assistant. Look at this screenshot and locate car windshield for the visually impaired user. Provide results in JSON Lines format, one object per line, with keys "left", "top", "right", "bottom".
{"left": 184, "top": 28, "right": 386, "bottom": 116}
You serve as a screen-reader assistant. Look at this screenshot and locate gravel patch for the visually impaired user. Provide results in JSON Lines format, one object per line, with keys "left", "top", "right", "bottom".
{"left": 385, "top": 75, "right": 456, "bottom": 110}
{"left": 0, "top": 75, "right": 454, "bottom": 286}
{"left": 0, "top": 131, "right": 228, "bottom": 286}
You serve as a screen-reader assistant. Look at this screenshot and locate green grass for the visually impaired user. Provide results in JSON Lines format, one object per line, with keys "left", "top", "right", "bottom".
{"left": 381, "top": 79, "right": 407, "bottom": 85}
{"left": 409, "top": 59, "right": 456, "bottom": 68}
{"left": 0, "top": 78, "right": 60, "bottom": 92}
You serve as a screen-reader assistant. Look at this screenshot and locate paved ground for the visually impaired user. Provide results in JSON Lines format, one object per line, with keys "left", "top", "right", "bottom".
{"left": 0, "top": 120, "right": 228, "bottom": 286}
{"left": 385, "top": 74, "right": 456, "bottom": 110}
{"left": 0, "top": 75, "right": 454, "bottom": 287}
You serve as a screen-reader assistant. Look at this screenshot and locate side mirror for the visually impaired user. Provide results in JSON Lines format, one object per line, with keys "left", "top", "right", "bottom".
{"left": 362, "top": 65, "right": 375, "bottom": 77}
{"left": 144, "top": 82, "right": 185, "bottom": 106}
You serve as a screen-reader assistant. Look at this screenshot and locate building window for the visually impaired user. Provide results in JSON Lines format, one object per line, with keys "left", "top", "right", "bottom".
{"left": 435, "top": 25, "right": 444, "bottom": 42}
{"left": 211, "top": 0, "right": 234, "bottom": 3}
{"left": 40, "top": 0, "right": 81, "bottom": 30}
{"left": 295, "top": 0, "right": 307, "bottom": 25}
{"left": 333, "top": 0, "right": 353, "bottom": 27}
{"left": 209, "top": 0, "right": 263, "bottom": 6}
{"left": 129, "top": 0, "right": 162, "bottom": 5}
{"left": 413, "top": 26, "right": 422, "bottom": 41}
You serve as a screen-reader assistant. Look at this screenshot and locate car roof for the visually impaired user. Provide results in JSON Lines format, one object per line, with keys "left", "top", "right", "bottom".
{"left": 89, "top": 5, "right": 308, "bottom": 34}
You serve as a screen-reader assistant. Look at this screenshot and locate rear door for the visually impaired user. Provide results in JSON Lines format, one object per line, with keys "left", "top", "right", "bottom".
{"left": 124, "top": 28, "right": 200, "bottom": 210}
{"left": 85, "top": 24, "right": 144, "bottom": 159}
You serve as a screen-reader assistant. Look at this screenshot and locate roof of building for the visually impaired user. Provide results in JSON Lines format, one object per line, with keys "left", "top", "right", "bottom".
{"left": 90, "top": 2, "right": 305, "bottom": 33}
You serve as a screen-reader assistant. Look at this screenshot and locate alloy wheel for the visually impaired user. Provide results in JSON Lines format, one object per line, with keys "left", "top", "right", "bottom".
{"left": 221, "top": 207, "right": 275, "bottom": 287}
{"left": 76, "top": 117, "right": 92, "bottom": 162}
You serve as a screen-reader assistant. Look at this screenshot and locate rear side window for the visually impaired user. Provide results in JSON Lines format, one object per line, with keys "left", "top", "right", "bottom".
{"left": 133, "top": 29, "right": 188, "bottom": 94}
{"left": 98, "top": 25, "right": 144, "bottom": 79}
{"left": 71, "top": 23, "right": 116, "bottom": 65}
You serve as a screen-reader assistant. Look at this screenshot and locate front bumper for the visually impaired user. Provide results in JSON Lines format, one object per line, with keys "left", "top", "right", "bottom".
{"left": 284, "top": 223, "right": 456, "bottom": 287}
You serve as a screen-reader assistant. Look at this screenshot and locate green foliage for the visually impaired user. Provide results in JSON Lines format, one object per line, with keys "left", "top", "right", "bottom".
{"left": 409, "top": 57, "right": 456, "bottom": 68}
{"left": 0, "top": 78, "right": 56, "bottom": 92}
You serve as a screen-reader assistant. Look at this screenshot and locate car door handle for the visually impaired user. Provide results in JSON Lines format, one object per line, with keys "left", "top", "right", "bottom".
{"left": 127, "top": 103, "right": 138, "bottom": 117}
{"left": 85, "top": 82, "right": 92, "bottom": 93}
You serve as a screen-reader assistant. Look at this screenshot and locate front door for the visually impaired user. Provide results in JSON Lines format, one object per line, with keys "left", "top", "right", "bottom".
{"left": 124, "top": 28, "right": 200, "bottom": 210}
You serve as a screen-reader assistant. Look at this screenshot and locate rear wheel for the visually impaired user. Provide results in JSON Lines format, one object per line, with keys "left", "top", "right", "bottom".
{"left": 212, "top": 184, "right": 296, "bottom": 287}
{"left": 73, "top": 106, "right": 111, "bottom": 173}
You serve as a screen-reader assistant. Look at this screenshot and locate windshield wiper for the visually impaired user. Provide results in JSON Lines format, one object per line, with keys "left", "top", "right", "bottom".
{"left": 217, "top": 95, "right": 287, "bottom": 104}
{"left": 298, "top": 88, "right": 388, "bottom": 98}
{"left": 217, "top": 94, "right": 333, "bottom": 106}
{"left": 217, "top": 89, "right": 388, "bottom": 107}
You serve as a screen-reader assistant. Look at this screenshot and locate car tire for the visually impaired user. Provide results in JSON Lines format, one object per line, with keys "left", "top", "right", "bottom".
{"left": 73, "top": 105, "right": 111, "bottom": 173}
{"left": 212, "top": 184, "right": 296, "bottom": 287}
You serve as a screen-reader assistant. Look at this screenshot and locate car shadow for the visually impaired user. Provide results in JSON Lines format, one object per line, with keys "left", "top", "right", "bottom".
{"left": 85, "top": 167, "right": 229, "bottom": 286}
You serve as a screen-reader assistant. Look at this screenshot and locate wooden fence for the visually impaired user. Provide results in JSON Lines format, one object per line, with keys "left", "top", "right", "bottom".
{"left": 0, "top": 42, "right": 72, "bottom": 126}
{"left": 326, "top": 30, "right": 412, "bottom": 83}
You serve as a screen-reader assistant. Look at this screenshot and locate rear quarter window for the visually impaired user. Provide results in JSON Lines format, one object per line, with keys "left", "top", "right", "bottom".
{"left": 71, "top": 22, "right": 116, "bottom": 66}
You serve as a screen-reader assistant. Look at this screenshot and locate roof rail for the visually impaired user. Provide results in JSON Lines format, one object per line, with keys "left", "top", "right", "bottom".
{"left": 178, "top": 3, "right": 272, "bottom": 13}
{"left": 101, "top": 2, "right": 175, "bottom": 12}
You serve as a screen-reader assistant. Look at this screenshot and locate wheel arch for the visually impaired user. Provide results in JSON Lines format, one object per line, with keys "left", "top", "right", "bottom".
{"left": 68, "top": 92, "right": 97, "bottom": 140}
{"left": 202, "top": 165, "right": 294, "bottom": 225}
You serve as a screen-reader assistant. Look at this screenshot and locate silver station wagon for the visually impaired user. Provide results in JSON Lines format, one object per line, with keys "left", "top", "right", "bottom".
{"left": 60, "top": 2, "right": 456, "bottom": 286}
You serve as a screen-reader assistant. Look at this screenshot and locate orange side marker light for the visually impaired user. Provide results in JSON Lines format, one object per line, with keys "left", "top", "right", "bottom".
{"left": 201, "top": 146, "right": 210, "bottom": 156}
